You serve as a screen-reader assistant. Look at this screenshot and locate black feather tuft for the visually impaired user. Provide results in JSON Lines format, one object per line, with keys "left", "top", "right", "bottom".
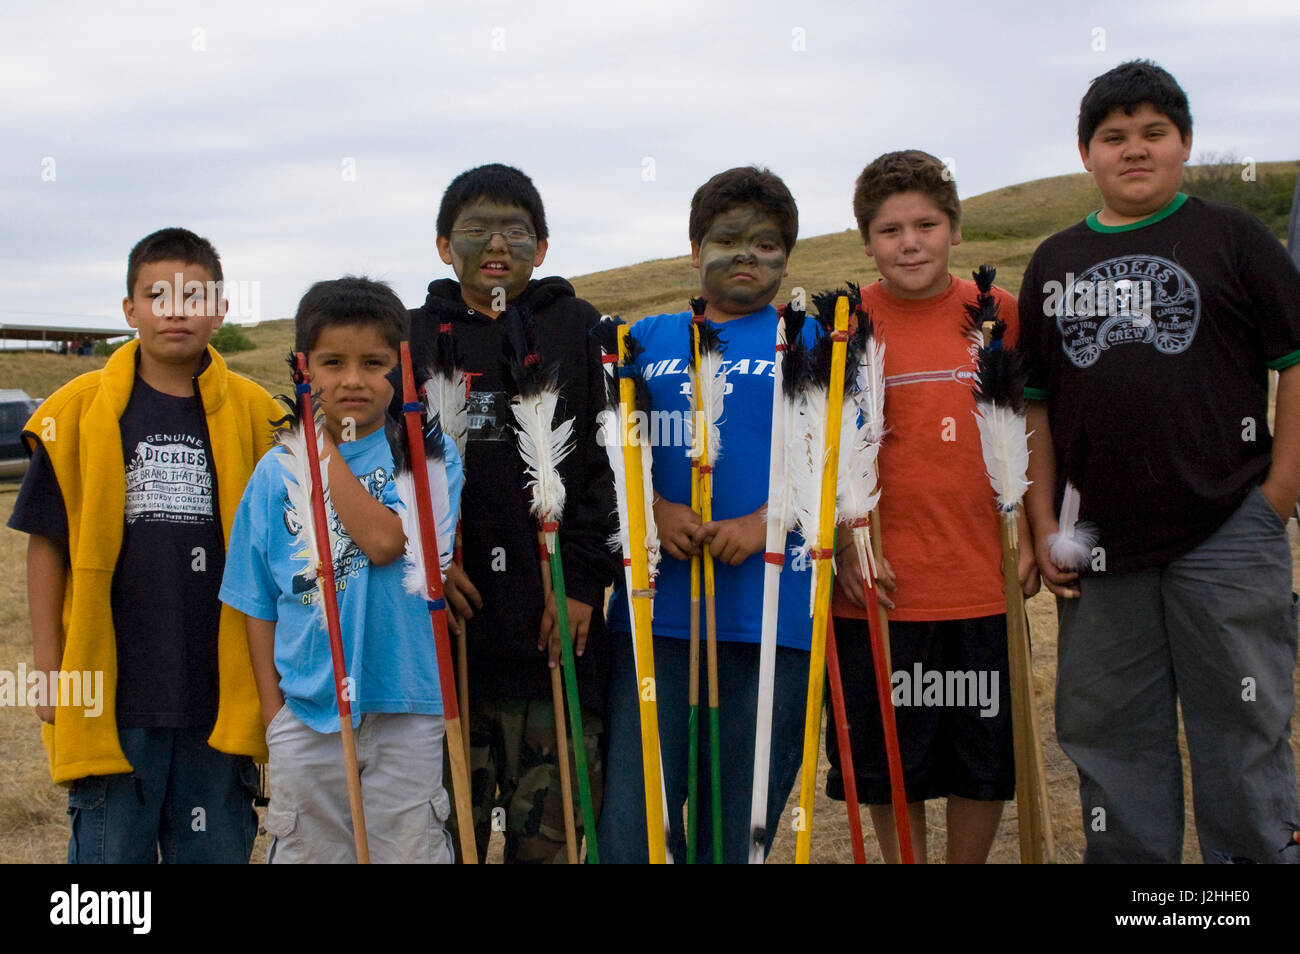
{"left": 973, "top": 343, "right": 1027, "bottom": 414}
{"left": 963, "top": 266, "right": 1003, "bottom": 342}
{"left": 589, "top": 314, "right": 624, "bottom": 361}
{"left": 781, "top": 297, "right": 810, "bottom": 400}
{"left": 621, "top": 332, "right": 653, "bottom": 414}
{"left": 427, "top": 324, "right": 461, "bottom": 384}
{"left": 501, "top": 306, "right": 557, "bottom": 399}
{"left": 689, "top": 296, "right": 708, "bottom": 318}
{"left": 691, "top": 316, "right": 726, "bottom": 359}
{"left": 844, "top": 281, "right": 862, "bottom": 316}
{"left": 810, "top": 288, "right": 844, "bottom": 330}
{"left": 590, "top": 315, "right": 626, "bottom": 411}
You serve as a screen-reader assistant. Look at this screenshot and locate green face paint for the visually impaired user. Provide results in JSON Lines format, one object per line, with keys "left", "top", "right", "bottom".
{"left": 696, "top": 207, "right": 788, "bottom": 319}
{"left": 446, "top": 199, "right": 540, "bottom": 314}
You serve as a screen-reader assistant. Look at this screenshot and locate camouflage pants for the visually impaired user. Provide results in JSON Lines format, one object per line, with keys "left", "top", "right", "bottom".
{"left": 445, "top": 695, "right": 603, "bottom": 864}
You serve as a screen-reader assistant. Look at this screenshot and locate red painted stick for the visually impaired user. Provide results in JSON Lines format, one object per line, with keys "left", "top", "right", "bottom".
{"left": 397, "top": 343, "right": 477, "bottom": 864}
{"left": 824, "top": 614, "right": 866, "bottom": 864}
{"left": 861, "top": 565, "right": 914, "bottom": 864}
{"left": 293, "top": 353, "right": 370, "bottom": 864}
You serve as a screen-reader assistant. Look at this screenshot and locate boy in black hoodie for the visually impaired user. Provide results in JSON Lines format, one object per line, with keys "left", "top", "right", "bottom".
{"left": 409, "top": 163, "right": 616, "bottom": 862}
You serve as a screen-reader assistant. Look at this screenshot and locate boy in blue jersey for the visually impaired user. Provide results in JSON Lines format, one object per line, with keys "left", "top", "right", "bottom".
{"left": 598, "top": 166, "right": 815, "bottom": 862}
{"left": 220, "top": 277, "right": 463, "bottom": 863}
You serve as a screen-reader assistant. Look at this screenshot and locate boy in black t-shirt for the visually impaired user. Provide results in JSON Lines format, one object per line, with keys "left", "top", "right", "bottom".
{"left": 8, "top": 228, "right": 282, "bottom": 862}
{"left": 1020, "top": 61, "right": 1300, "bottom": 863}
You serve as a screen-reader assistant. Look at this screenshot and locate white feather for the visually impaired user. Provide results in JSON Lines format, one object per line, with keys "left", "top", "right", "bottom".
{"left": 1048, "top": 480, "right": 1098, "bottom": 570}
{"left": 973, "top": 400, "right": 1031, "bottom": 512}
{"left": 275, "top": 416, "right": 331, "bottom": 584}
{"left": 639, "top": 437, "right": 660, "bottom": 579}
{"left": 789, "top": 384, "right": 828, "bottom": 564}
{"left": 687, "top": 347, "right": 727, "bottom": 464}
{"left": 836, "top": 407, "right": 880, "bottom": 581}
{"left": 511, "top": 388, "right": 575, "bottom": 524}
{"left": 853, "top": 338, "right": 887, "bottom": 445}
{"left": 395, "top": 450, "right": 457, "bottom": 599}
{"left": 425, "top": 369, "right": 468, "bottom": 461}
{"left": 596, "top": 408, "right": 630, "bottom": 558}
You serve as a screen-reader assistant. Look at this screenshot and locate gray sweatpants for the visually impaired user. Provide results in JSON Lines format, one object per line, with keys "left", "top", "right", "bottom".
{"left": 1056, "top": 486, "right": 1300, "bottom": 864}
{"left": 263, "top": 707, "right": 454, "bottom": 864}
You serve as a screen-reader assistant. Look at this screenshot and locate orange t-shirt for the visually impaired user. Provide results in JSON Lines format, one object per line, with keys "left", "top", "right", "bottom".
{"left": 833, "top": 275, "right": 1019, "bottom": 622}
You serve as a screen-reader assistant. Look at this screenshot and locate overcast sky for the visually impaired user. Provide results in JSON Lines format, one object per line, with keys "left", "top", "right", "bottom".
{"left": 2, "top": 0, "right": 1297, "bottom": 326}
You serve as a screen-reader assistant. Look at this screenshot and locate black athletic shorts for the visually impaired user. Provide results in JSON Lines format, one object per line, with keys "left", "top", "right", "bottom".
{"left": 825, "top": 614, "right": 1015, "bottom": 804}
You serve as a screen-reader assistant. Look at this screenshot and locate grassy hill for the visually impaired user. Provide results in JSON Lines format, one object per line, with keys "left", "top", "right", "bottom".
{"left": 3, "top": 162, "right": 1294, "bottom": 398}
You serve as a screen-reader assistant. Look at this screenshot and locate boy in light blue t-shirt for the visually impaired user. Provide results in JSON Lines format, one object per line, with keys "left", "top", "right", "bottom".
{"left": 220, "top": 277, "right": 462, "bottom": 863}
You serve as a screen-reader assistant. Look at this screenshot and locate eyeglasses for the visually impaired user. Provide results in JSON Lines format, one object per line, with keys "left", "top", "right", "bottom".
{"left": 451, "top": 226, "right": 536, "bottom": 247}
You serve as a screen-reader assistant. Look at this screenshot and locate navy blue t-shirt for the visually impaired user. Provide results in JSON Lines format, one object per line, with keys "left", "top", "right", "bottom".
{"left": 606, "top": 305, "right": 818, "bottom": 650}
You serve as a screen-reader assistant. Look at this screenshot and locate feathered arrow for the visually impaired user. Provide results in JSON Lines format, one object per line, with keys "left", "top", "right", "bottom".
{"left": 685, "top": 296, "right": 727, "bottom": 863}
{"left": 389, "top": 343, "right": 477, "bottom": 863}
{"left": 749, "top": 298, "right": 805, "bottom": 863}
{"left": 503, "top": 307, "right": 599, "bottom": 863}
{"left": 284, "top": 352, "right": 370, "bottom": 862}
{"left": 591, "top": 314, "right": 670, "bottom": 864}
{"left": 969, "top": 265, "right": 1053, "bottom": 864}
{"left": 791, "top": 292, "right": 852, "bottom": 864}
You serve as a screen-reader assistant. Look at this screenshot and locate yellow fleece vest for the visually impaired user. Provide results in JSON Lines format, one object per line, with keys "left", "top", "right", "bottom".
{"left": 26, "top": 340, "right": 282, "bottom": 783}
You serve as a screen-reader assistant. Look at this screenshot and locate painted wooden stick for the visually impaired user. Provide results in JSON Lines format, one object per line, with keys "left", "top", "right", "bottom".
{"left": 455, "top": 526, "right": 470, "bottom": 771}
{"left": 824, "top": 611, "right": 866, "bottom": 863}
{"left": 539, "top": 531, "right": 579, "bottom": 865}
{"left": 293, "top": 353, "right": 370, "bottom": 864}
{"left": 748, "top": 304, "right": 799, "bottom": 863}
{"left": 969, "top": 269, "right": 1048, "bottom": 865}
{"left": 397, "top": 344, "right": 476, "bottom": 864}
{"left": 689, "top": 304, "right": 726, "bottom": 863}
{"left": 1000, "top": 514, "right": 1043, "bottom": 863}
{"left": 794, "top": 296, "right": 850, "bottom": 864}
{"left": 859, "top": 536, "right": 913, "bottom": 864}
{"left": 613, "top": 322, "right": 670, "bottom": 863}
{"left": 542, "top": 525, "right": 600, "bottom": 862}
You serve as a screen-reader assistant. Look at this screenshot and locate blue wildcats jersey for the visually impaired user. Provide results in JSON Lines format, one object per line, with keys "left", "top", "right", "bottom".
{"left": 607, "top": 304, "right": 819, "bottom": 650}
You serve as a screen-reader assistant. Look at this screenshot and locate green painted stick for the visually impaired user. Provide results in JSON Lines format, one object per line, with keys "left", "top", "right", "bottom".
{"left": 544, "top": 527, "right": 599, "bottom": 863}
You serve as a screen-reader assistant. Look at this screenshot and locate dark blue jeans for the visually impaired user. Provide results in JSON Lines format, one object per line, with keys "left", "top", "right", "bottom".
{"left": 596, "top": 632, "right": 809, "bottom": 863}
{"left": 67, "top": 726, "right": 259, "bottom": 864}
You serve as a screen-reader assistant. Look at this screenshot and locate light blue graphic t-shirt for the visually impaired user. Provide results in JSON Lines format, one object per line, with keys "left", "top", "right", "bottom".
{"left": 220, "top": 426, "right": 463, "bottom": 732}
{"left": 606, "top": 304, "right": 818, "bottom": 650}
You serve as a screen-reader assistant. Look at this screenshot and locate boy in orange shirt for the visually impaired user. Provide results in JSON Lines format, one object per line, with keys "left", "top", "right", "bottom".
{"left": 828, "top": 150, "right": 1037, "bottom": 863}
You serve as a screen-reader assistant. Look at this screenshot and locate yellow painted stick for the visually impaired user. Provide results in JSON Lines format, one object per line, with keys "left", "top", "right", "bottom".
{"left": 794, "top": 296, "right": 850, "bottom": 864}
{"left": 617, "top": 323, "right": 668, "bottom": 864}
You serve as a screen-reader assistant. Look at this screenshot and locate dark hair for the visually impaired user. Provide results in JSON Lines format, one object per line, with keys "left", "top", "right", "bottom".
{"left": 688, "top": 166, "right": 798, "bottom": 253}
{"left": 435, "top": 163, "right": 548, "bottom": 241}
{"left": 1078, "top": 59, "right": 1191, "bottom": 147}
{"left": 126, "top": 227, "right": 223, "bottom": 297}
{"left": 852, "top": 150, "right": 960, "bottom": 241}
{"left": 293, "top": 276, "right": 409, "bottom": 354}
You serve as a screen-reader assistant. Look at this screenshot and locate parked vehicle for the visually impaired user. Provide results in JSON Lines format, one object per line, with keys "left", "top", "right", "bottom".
{"left": 0, "top": 389, "right": 40, "bottom": 479}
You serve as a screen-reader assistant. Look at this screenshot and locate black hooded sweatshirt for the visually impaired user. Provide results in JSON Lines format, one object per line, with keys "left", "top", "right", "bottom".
{"left": 409, "top": 277, "right": 617, "bottom": 707}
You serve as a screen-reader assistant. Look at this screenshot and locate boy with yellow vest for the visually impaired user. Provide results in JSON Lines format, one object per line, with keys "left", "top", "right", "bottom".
{"left": 8, "top": 227, "right": 281, "bottom": 863}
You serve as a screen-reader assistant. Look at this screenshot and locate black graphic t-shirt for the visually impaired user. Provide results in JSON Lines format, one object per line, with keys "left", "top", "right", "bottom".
{"left": 112, "top": 377, "right": 225, "bottom": 727}
{"left": 1019, "top": 194, "right": 1300, "bottom": 572}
